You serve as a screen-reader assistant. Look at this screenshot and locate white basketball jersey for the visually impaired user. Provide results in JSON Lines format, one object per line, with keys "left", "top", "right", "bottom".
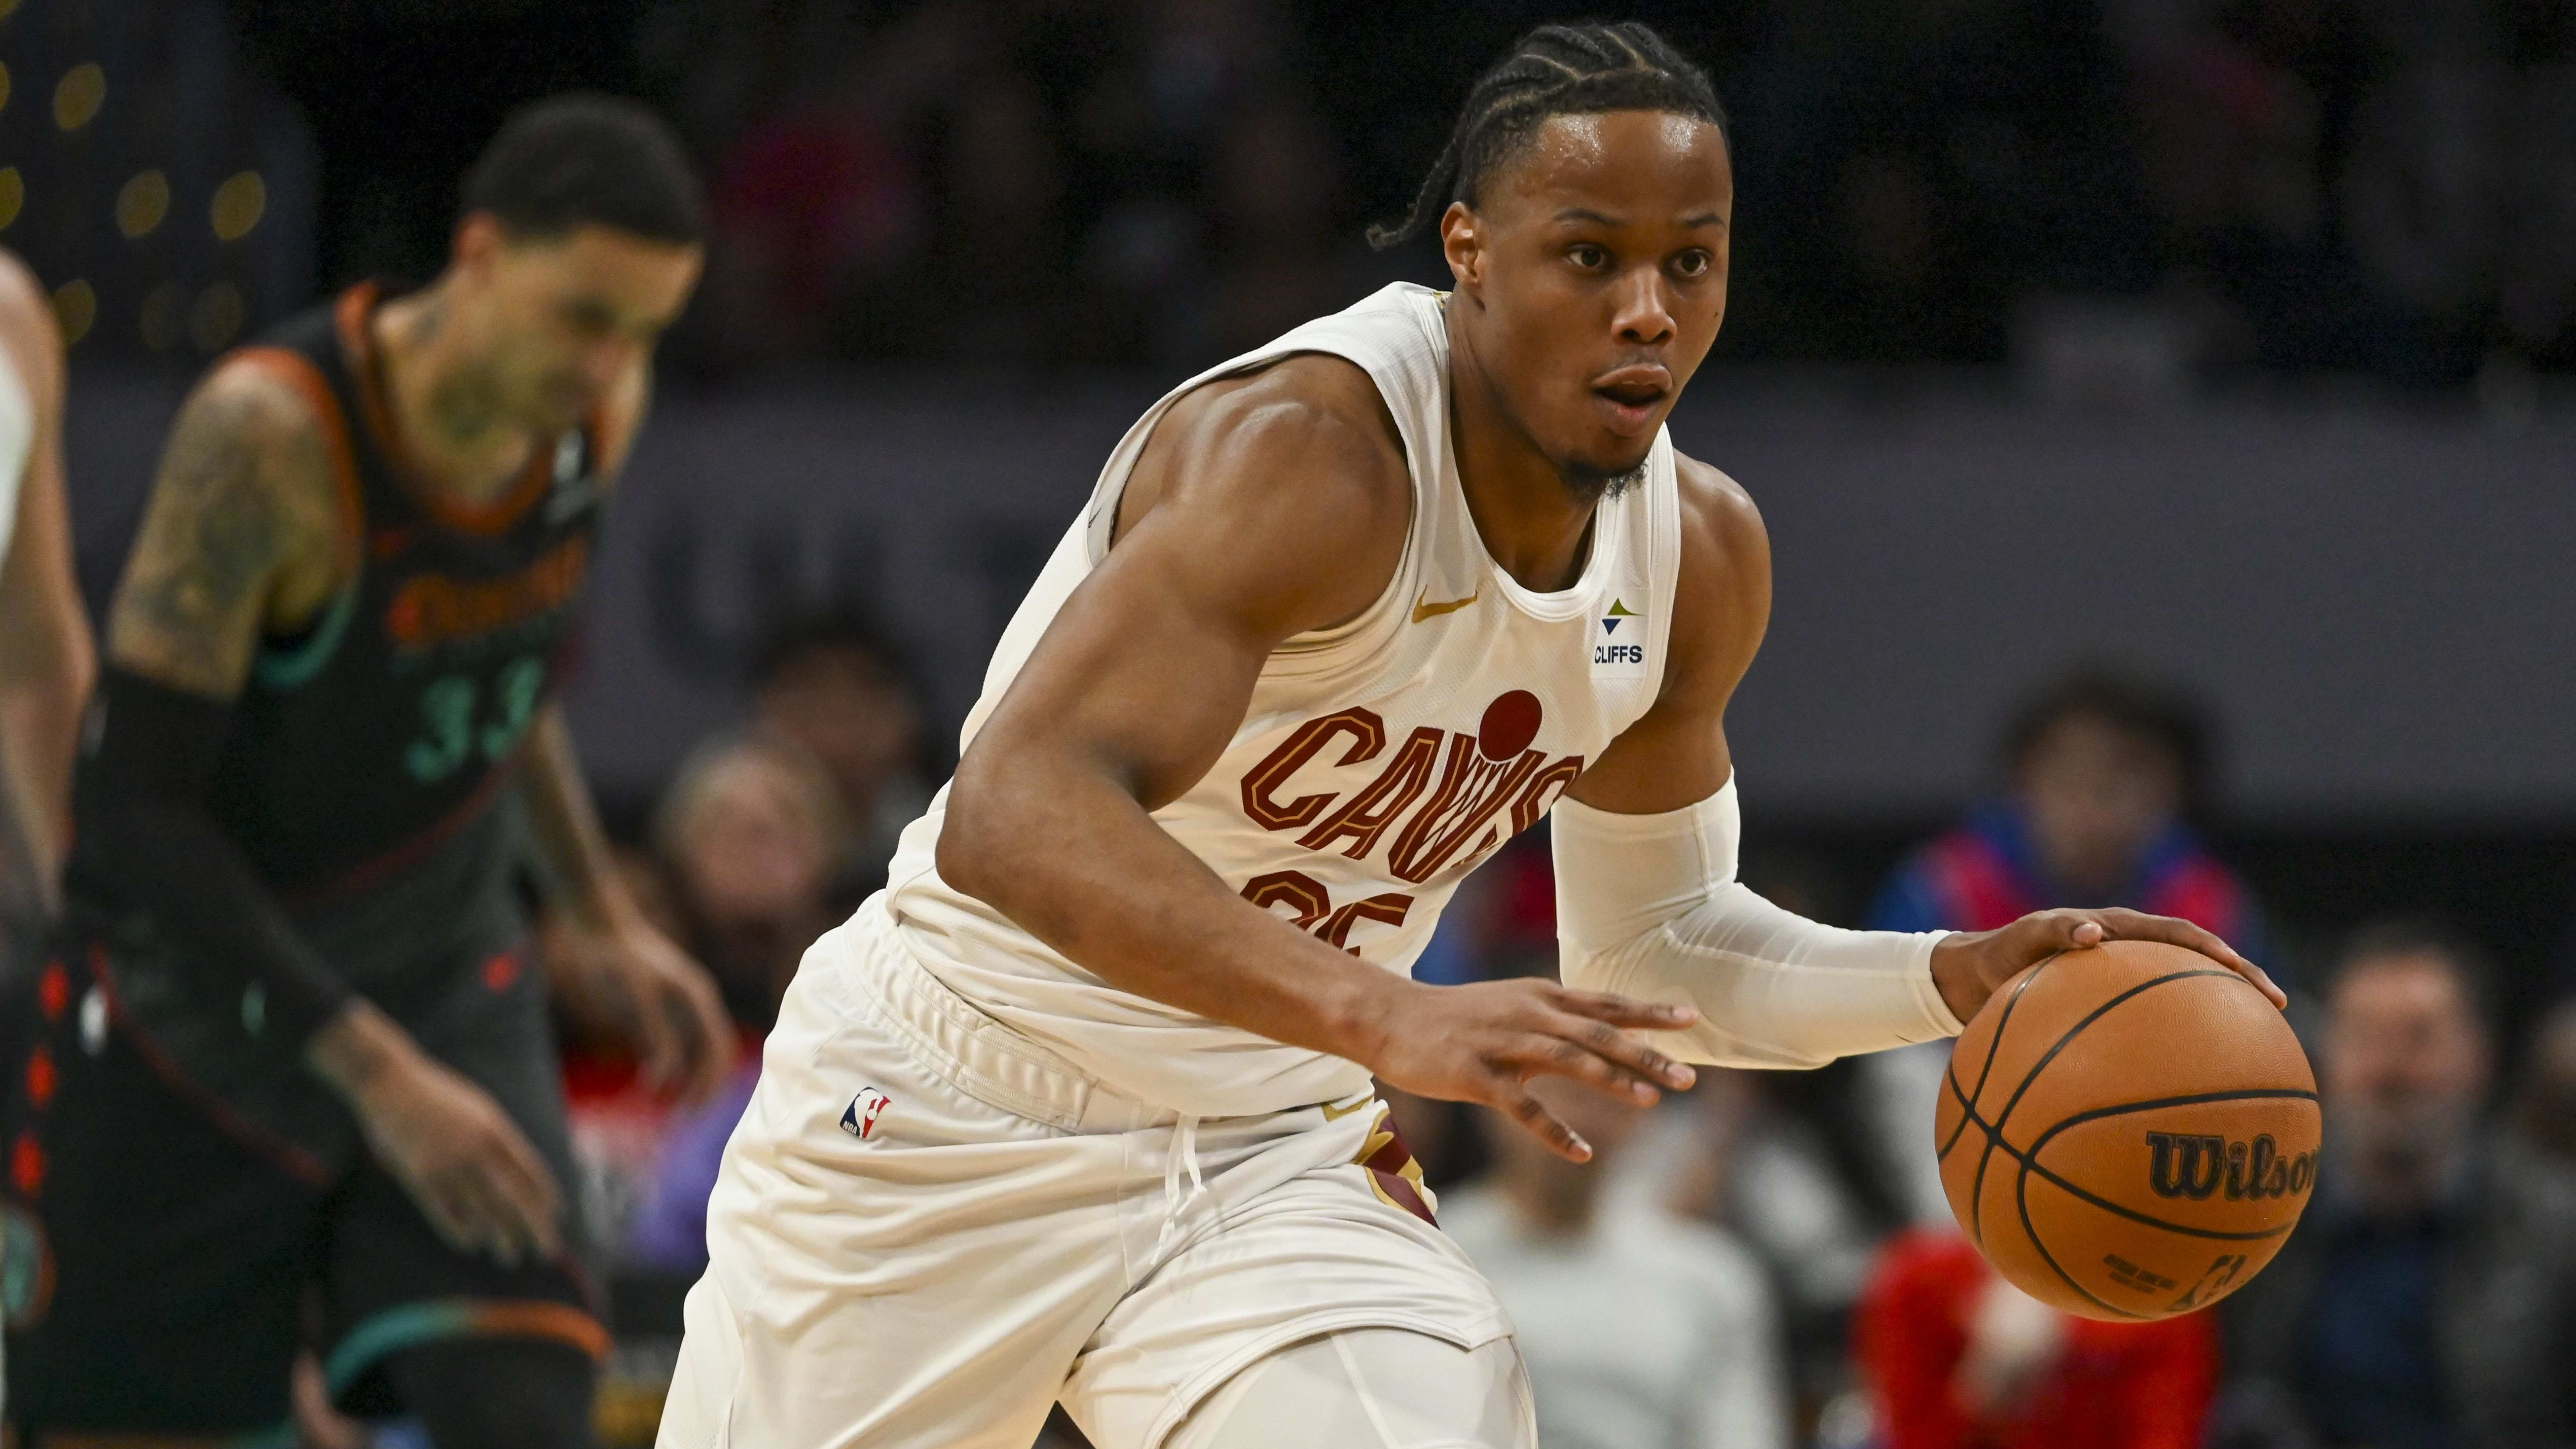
{"left": 879, "top": 282, "right": 1685, "bottom": 1116}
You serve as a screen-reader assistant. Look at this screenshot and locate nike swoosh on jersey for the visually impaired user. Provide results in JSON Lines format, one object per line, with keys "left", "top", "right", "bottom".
{"left": 1319, "top": 1095, "right": 1378, "bottom": 1121}
{"left": 1411, "top": 587, "right": 1481, "bottom": 624}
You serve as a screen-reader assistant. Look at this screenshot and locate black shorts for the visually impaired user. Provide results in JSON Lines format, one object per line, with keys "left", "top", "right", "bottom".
{"left": 2, "top": 934, "right": 605, "bottom": 1434}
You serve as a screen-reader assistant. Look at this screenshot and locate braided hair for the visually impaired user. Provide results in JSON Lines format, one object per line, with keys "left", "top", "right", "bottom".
{"left": 1368, "top": 22, "right": 1726, "bottom": 249}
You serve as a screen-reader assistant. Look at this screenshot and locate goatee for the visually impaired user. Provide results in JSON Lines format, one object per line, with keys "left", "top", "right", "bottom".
{"left": 1560, "top": 458, "right": 1647, "bottom": 503}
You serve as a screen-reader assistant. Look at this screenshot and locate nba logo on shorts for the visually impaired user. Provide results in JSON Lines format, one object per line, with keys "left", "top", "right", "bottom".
{"left": 841, "top": 1087, "right": 893, "bottom": 1140}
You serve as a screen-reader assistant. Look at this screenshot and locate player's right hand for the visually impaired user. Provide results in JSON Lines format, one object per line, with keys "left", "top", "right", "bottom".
{"left": 314, "top": 1003, "right": 562, "bottom": 1265}
{"left": 1363, "top": 979, "right": 1699, "bottom": 1162}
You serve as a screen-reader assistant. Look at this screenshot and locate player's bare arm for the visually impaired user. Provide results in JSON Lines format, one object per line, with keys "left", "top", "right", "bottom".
{"left": 522, "top": 705, "right": 733, "bottom": 1099}
{"left": 1565, "top": 454, "right": 2284, "bottom": 1026}
{"left": 940, "top": 355, "right": 1699, "bottom": 1161}
{"left": 93, "top": 359, "right": 562, "bottom": 1264}
{"left": 106, "top": 361, "right": 344, "bottom": 691}
{"left": 0, "top": 251, "right": 94, "bottom": 917}
{"left": 507, "top": 352, "right": 732, "bottom": 1100}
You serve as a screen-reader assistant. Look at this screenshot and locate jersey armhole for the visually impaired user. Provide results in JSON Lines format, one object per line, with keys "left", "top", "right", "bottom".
{"left": 1641, "top": 435, "right": 1688, "bottom": 711}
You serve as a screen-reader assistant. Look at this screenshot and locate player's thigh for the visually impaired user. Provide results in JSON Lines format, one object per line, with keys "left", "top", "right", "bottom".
{"left": 658, "top": 962, "right": 1129, "bottom": 1449}
{"left": 318, "top": 1153, "right": 606, "bottom": 1416}
{"left": 6, "top": 990, "right": 313, "bottom": 1433}
{"left": 402, "top": 939, "right": 584, "bottom": 1241}
{"left": 1063, "top": 1126, "right": 1513, "bottom": 1449}
{"left": 319, "top": 943, "right": 607, "bottom": 1417}
{"left": 1164, "top": 1329, "right": 1536, "bottom": 1449}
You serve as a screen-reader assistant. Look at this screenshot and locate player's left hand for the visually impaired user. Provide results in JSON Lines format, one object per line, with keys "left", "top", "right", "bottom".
{"left": 1929, "top": 907, "right": 2286, "bottom": 1026}
{"left": 545, "top": 910, "right": 736, "bottom": 1101}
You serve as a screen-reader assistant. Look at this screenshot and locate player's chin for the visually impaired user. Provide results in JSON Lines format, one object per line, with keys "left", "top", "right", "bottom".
{"left": 1553, "top": 440, "right": 1654, "bottom": 501}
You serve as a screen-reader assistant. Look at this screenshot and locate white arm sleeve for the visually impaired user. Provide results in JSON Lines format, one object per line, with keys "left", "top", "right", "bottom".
{"left": 1553, "top": 777, "right": 1963, "bottom": 1068}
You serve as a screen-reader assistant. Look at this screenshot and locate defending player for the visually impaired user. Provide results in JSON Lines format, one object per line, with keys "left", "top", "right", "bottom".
{"left": 661, "top": 23, "right": 2282, "bottom": 1449}
{"left": 8, "top": 98, "right": 729, "bottom": 1446}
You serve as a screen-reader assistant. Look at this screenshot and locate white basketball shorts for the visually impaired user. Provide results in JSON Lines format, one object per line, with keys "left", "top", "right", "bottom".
{"left": 656, "top": 901, "right": 1514, "bottom": 1449}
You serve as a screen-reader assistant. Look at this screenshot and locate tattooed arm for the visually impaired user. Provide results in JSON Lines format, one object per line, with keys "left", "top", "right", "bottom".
{"left": 77, "top": 357, "right": 561, "bottom": 1263}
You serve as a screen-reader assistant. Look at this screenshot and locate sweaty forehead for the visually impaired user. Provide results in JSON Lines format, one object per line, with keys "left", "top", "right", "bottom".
{"left": 1485, "top": 110, "right": 1731, "bottom": 222}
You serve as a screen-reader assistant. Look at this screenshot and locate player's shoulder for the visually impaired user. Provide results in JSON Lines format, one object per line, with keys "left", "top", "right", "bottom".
{"left": 155, "top": 349, "right": 344, "bottom": 535}
{"left": 1166, "top": 352, "right": 1407, "bottom": 492}
{"left": 187, "top": 345, "right": 335, "bottom": 449}
{"left": 1665, "top": 448, "right": 1770, "bottom": 651}
{"left": 1123, "top": 350, "right": 1409, "bottom": 556}
{"left": 1670, "top": 450, "right": 1767, "bottom": 575}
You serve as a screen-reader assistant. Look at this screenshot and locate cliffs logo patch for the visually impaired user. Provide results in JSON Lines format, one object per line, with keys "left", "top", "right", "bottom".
{"left": 841, "top": 1087, "right": 893, "bottom": 1141}
{"left": 1592, "top": 599, "right": 1645, "bottom": 679}
{"left": 2145, "top": 1131, "right": 2315, "bottom": 1201}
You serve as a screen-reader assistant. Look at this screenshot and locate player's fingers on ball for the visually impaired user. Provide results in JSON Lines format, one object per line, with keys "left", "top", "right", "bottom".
{"left": 2054, "top": 910, "right": 2107, "bottom": 946}
{"left": 2112, "top": 910, "right": 2255, "bottom": 971}
{"left": 2103, "top": 911, "right": 2288, "bottom": 1007}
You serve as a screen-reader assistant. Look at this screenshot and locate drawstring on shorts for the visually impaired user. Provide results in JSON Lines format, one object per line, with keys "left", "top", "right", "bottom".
{"left": 1153, "top": 1113, "right": 1206, "bottom": 1260}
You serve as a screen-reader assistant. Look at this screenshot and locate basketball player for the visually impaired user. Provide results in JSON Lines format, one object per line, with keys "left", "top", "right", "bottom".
{"left": 0, "top": 248, "right": 96, "bottom": 1432}
{"left": 661, "top": 24, "right": 2282, "bottom": 1449}
{"left": 0, "top": 248, "right": 92, "bottom": 930}
{"left": 6, "top": 97, "right": 730, "bottom": 1446}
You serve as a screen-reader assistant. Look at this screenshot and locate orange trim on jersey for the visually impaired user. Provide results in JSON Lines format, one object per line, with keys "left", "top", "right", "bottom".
{"left": 223, "top": 344, "right": 365, "bottom": 579}
{"left": 334, "top": 284, "right": 556, "bottom": 536}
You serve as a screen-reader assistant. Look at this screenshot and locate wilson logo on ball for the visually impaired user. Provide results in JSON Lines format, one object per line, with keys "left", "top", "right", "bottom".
{"left": 2143, "top": 1131, "right": 2315, "bottom": 1202}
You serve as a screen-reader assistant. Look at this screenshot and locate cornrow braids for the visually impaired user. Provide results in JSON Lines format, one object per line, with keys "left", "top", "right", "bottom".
{"left": 1368, "top": 21, "right": 1725, "bottom": 249}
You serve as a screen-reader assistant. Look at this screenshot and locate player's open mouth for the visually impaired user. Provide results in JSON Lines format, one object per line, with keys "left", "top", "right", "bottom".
{"left": 1590, "top": 370, "right": 1670, "bottom": 434}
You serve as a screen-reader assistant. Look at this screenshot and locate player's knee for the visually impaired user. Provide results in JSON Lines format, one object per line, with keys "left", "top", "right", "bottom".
{"left": 1164, "top": 1327, "right": 1533, "bottom": 1449}
{"left": 382, "top": 1337, "right": 598, "bottom": 1449}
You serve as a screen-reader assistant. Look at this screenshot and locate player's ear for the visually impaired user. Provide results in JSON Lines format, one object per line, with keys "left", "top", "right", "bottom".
{"left": 1440, "top": 202, "right": 1484, "bottom": 295}
{"left": 451, "top": 212, "right": 506, "bottom": 280}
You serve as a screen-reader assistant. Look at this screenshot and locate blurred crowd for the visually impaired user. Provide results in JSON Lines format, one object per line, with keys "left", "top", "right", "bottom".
{"left": 13, "top": 0, "right": 2576, "bottom": 386}
{"left": 540, "top": 644, "right": 2576, "bottom": 1449}
{"left": 654, "top": 0, "right": 2576, "bottom": 385}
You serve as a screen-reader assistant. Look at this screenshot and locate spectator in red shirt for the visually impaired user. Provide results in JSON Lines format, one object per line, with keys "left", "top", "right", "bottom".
{"left": 1856, "top": 1228, "right": 2218, "bottom": 1449}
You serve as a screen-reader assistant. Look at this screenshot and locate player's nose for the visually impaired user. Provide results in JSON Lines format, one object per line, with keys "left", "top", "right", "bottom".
{"left": 1610, "top": 270, "right": 1676, "bottom": 347}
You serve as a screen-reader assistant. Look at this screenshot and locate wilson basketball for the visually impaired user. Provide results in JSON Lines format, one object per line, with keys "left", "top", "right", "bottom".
{"left": 1934, "top": 939, "right": 2318, "bottom": 1321}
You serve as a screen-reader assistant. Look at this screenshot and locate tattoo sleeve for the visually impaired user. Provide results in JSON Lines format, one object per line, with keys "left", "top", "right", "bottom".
{"left": 106, "top": 368, "right": 334, "bottom": 698}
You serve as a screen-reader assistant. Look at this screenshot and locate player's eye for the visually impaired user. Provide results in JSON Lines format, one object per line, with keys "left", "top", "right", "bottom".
{"left": 1672, "top": 250, "right": 1712, "bottom": 278}
{"left": 1568, "top": 244, "right": 1609, "bottom": 271}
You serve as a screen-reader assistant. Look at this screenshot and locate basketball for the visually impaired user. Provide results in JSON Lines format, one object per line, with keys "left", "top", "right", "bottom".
{"left": 1935, "top": 939, "right": 2319, "bottom": 1321}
